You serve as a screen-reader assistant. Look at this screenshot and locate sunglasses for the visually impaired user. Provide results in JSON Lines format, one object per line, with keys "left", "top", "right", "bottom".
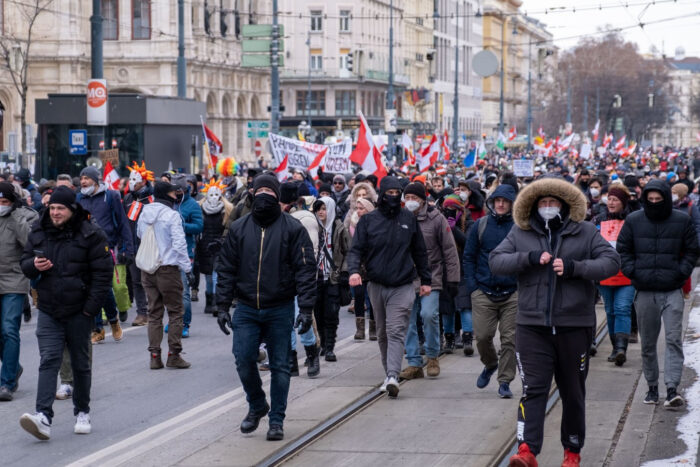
{"left": 334, "top": 181, "right": 344, "bottom": 185}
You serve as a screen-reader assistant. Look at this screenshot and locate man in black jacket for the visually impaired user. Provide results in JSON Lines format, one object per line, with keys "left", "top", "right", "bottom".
{"left": 216, "top": 174, "right": 316, "bottom": 442}
{"left": 617, "top": 179, "right": 699, "bottom": 407}
{"left": 18, "top": 187, "right": 113, "bottom": 440}
{"left": 347, "top": 176, "right": 431, "bottom": 399}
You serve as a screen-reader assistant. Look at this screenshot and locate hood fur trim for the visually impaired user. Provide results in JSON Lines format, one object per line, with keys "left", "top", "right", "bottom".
{"left": 513, "top": 178, "right": 587, "bottom": 230}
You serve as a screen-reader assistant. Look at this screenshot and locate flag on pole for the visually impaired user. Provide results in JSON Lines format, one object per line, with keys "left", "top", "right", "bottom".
{"left": 275, "top": 154, "right": 290, "bottom": 182}
{"left": 591, "top": 120, "right": 600, "bottom": 143}
{"left": 401, "top": 133, "right": 415, "bottom": 164}
{"left": 418, "top": 134, "right": 439, "bottom": 172}
{"left": 464, "top": 145, "right": 476, "bottom": 168}
{"left": 496, "top": 132, "right": 506, "bottom": 151}
{"left": 614, "top": 135, "right": 627, "bottom": 153}
{"left": 349, "top": 111, "right": 387, "bottom": 181}
{"left": 103, "top": 160, "right": 120, "bottom": 190}
{"left": 201, "top": 116, "right": 223, "bottom": 175}
{"left": 508, "top": 126, "right": 517, "bottom": 141}
{"left": 478, "top": 140, "right": 488, "bottom": 159}
{"left": 602, "top": 133, "right": 613, "bottom": 149}
{"left": 307, "top": 147, "right": 328, "bottom": 181}
{"left": 441, "top": 130, "right": 451, "bottom": 161}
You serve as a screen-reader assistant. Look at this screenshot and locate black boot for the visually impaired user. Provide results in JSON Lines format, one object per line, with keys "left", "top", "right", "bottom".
{"left": 462, "top": 332, "right": 474, "bottom": 356}
{"left": 325, "top": 330, "right": 337, "bottom": 362}
{"left": 607, "top": 334, "right": 617, "bottom": 362}
{"left": 614, "top": 333, "right": 628, "bottom": 367}
{"left": 289, "top": 349, "right": 299, "bottom": 377}
{"left": 304, "top": 345, "right": 320, "bottom": 378}
{"left": 204, "top": 293, "right": 213, "bottom": 314}
{"left": 444, "top": 333, "right": 455, "bottom": 354}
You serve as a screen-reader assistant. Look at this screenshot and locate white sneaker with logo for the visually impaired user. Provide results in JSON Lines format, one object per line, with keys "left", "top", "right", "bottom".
{"left": 74, "top": 412, "right": 91, "bottom": 434}
{"left": 20, "top": 412, "right": 51, "bottom": 440}
{"left": 56, "top": 383, "right": 73, "bottom": 400}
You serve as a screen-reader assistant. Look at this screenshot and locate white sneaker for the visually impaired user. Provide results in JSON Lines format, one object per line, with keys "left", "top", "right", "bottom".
{"left": 386, "top": 376, "right": 399, "bottom": 398}
{"left": 20, "top": 412, "right": 51, "bottom": 440}
{"left": 74, "top": 411, "right": 91, "bottom": 434}
{"left": 56, "top": 384, "right": 73, "bottom": 400}
{"left": 379, "top": 377, "right": 389, "bottom": 392}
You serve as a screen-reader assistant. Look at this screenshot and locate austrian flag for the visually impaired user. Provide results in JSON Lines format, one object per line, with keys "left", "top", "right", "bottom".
{"left": 349, "top": 111, "right": 387, "bottom": 181}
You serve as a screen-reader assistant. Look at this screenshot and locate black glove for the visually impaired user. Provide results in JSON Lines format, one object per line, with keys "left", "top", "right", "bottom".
{"left": 207, "top": 239, "right": 223, "bottom": 255}
{"left": 186, "top": 271, "right": 196, "bottom": 285}
{"left": 294, "top": 309, "right": 313, "bottom": 335}
{"left": 217, "top": 310, "right": 232, "bottom": 335}
{"left": 447, "top": 282, "right": 460, "bottom": 298}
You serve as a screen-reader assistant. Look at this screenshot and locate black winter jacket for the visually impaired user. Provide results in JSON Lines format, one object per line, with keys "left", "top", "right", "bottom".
{"left": 21, "top": 206, "right": 114, "bottom": 320}
{"left": 215, "top": 212, "right": 317, "bottom": 311}
{"left": 617, "top": 181, "right": 700, "bottom": 292}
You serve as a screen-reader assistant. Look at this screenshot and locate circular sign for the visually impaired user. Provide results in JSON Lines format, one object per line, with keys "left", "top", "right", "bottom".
{"left": 472, "top": 50, "right": 499, "bottom": 78}
{"left": 87, "top": 81, "right": 107, "bottom": 108}
{"left": 254, "top": 139, "right": 262, "bottom": 157}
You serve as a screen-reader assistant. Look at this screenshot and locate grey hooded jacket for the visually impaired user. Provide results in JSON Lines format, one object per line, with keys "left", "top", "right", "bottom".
{"left": 489, "top": 177, "right": 620, "bottom": 328}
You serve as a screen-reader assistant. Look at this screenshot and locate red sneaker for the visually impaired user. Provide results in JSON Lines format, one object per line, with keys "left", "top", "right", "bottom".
{"left": 561, "top": 449, "right": 581, "bottom": 467}
{"left": 509, "top": 443, "right": 538, "bottom": 467}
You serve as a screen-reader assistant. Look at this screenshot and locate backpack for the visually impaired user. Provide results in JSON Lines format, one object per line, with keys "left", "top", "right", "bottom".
{"left": 135, "top": 211, "right": 163, "bottom": 274}
{"left": 476, "top": 216, "right": 488, "bottom": 244}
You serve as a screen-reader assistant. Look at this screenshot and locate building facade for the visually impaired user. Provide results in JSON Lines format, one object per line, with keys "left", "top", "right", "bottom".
{"left": 432, "top": 0, "right": 484, "bottom": 143}
{"left": 0, "top": 0, "right": 271, "bottom": 168}
{"left": 481, "top": 0, "right": 553, "bottom": 137}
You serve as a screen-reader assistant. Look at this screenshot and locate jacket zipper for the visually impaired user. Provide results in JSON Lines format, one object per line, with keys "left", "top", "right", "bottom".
{"left": 257, "top": 228, "right": 265, "bottom": 309}
{"left": 546, "top": 228, "right": 567, "bottom": 333}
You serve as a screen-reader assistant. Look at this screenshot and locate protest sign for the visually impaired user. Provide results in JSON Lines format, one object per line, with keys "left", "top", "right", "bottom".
{"left": 268, "top": 133, "right": 352, "bottom": 173}
{"left": 512, "top": 159, "right": 534, "bottom": 177}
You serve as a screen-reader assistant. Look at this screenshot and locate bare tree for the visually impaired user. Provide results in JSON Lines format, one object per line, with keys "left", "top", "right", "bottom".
{"left": 0, "top": 0, "right": 54, "bottom": 155}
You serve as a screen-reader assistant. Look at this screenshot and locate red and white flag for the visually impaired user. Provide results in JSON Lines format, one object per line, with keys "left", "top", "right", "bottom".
{"left": 508, "top": 126, "right": 517, "bottom": 141}
{"left": 614, "top": 135, "right": 627, "bottom": 153}
{"left": 275, "top": 154, "right": 289, "bottom": 182}
{"left": 103, "top": 161, "right": 120, "bottom": 190}
{"left": 307, "top": 147, "right": 328, "bottom": 181}
{"left": 201, "top": 117, "right": 223, "bottom": 175}
{"left": 349, "top": 111, "right": 387, "bottom": 181}
{"left": 592, "top": 120, "right": 600, "bottom": 143}
{"left": 558, "top": 133, "right": 574, "bottom": 152}
{"left": 417, "top": 134, "right": 439, "bottom": 172}
{"left": 602, "top": 133, "right": 613, "bottom": 149}
{"left": 441, "top": 131, "right": 451, "bottom": 161}
{"left": 401, "top": 133, "right": 415, "bottom": 165}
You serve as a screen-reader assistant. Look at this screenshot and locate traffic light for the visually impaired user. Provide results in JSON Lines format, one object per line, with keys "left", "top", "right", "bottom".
{"left": 347, "top": 52, "right": 353, "bottom": 72}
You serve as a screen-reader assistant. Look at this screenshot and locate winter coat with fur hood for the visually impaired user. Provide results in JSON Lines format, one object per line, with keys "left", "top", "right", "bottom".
{"left": 489, "top": 177, "right": 620, "bottom": 328}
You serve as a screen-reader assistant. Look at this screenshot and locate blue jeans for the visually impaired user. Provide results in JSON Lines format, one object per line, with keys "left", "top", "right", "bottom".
{"left": 0, "top": 294, "right": 25, "bottom": 389}
{"left": 94, "top": 289, "right": 119, "bottom": 330}
{"left": 291, "top": 297, "right": 316, "bottom": 349}
{"left": 232, "top": 302, "right": 294, "bottom": 425}
{"left": 181, "top": 270, "right": 192, "bottom": 328}
{"left": 205, "top": 272, "right": 217, "bottom": 295}
{"left": 598, "top": 285, "right": 634, "bottom": 336}
{"left": 442, "top": 309, "right": 473, "bottom": 334}
{"left": 404, "top": 291, "right": 441, "bottom": 366}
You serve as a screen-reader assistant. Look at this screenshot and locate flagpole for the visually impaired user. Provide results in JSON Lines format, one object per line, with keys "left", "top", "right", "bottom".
{"left": 200, "top": 115, "right": 214, "bottom": 178}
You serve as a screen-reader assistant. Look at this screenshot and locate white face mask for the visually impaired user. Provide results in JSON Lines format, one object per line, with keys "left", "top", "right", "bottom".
{"left": 601, "top": 196, "right": 608, "bottom": 205}
{"left": 538, "top": 206, "right": 560, "bottom": 221}
{"left": 589, "top": 188, "right": 600, "bottom": 198}
{"left": 405, "top": 200, "right": 421, "bottom": 212}
{"left": 80, "top": 185, "right": 95, "bottom": 196}
{"left": 459, "top": 191, "right": 469, "bottom": 202}
{"left": 672, "top": 194, "right": 679, "bottom": 202}
{"left": 0, "top": 205, "right": 12, "bottom": 216}
{"left": 128, "top": 172, "right": 143, "bottom": 192}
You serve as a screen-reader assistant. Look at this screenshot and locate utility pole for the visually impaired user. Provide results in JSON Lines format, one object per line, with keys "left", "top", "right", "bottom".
{"left": 270, "top": 0, "right": 280, "bottom": 134}
{"left": 306, "top": 31, "right": 312, "bottom": 130}
{"left": 583, "top": 94, "right": 588, "bottom": 133}
{"left": 387, "top": 0, "right": 396, "bottom": 163}
{"left": 177, "top": 0, "right": 186, "bottom": 98}
{"left": 566, "top": 69, "right": 572, "bottom": 124}
{"left": 595, "top": 87, "right": 600, "bottom": 122}
{"left": 452, "top": 1, "right": 460, "bottom": 154}
{"left": 90, "top": 0, "right": 103, "bottom": 79}
{"left": 498, "top": 15, "right": 506, "bottom": 135}
{"left": 527, "top": 40, "right": 532, "bottom": 151}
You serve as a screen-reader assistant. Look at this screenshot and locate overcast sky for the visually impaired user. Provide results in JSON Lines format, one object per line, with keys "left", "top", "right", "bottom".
{"left": 521, "top": 0, "right": 700, "bottom": 58}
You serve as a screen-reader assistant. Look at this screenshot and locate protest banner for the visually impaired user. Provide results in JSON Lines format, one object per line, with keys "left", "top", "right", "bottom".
{"left": 268, "top": 133, "right": 352, "bottom": 174}
{"left": 512, "top": 159, "right": 534, "bottom": 177}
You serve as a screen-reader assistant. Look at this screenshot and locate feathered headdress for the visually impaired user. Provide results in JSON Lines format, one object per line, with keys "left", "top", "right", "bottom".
{"left": 202, "top": 178, "right": 227, "bottom": 193}
{"left": 127, "top": 161, "right": 155, "bottom": 182}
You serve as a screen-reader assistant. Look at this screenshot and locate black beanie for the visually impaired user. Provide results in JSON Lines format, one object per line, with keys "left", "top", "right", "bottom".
{"left": 153, "top": 180, "right": 177, "bottom": 200}
{"left": 318, "top": 183, "right": 332, "bottom": 195}
{"left": 252, "top": 174, "right": 281, "bottom": 199}
{"left": 48, "top": 186, "right": 78, "bottom": 211}
{"left": 0, "top": 181, "right": 17, "bottom": 203}
{"left": 404, "top": 182, "right": 427, "bottom": 201}
{"left": 280, "top": 181, "right": 300, "bottom": 204}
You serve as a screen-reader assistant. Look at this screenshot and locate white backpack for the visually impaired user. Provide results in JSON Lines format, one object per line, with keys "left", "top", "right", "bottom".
{"left": 136, "top": 212, "right": 163, "bottom": 274}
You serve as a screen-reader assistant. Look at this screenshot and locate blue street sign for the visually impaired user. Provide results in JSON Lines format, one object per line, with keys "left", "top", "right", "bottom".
{"left": 69, "top": 130, "right": 88, "bottom": 155}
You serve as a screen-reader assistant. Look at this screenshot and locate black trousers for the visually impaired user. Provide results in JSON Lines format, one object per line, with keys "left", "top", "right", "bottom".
{"left": 314, "top": 281, "right": 340, "bottom": 350}
{"left": 36, "top": 311, "right": 93, "bottom": 422}
{"left": 353, "top": 284, "right": 374, "bottom": 320}
{"left": 515, "top": 324, "right": 593, "bottom": 455}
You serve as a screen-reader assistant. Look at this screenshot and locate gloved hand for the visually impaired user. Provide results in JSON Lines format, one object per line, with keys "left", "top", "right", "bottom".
{"left": 446, "top": 217, "right": 457, "bottom": 229}
{"left": 294, "top": 309, "right": 313, "bottom": 335}
{"left": 217, "top": 310, "right": 232, "bottom": 335}
{"left": 207, "top": 239, "right": 223, "bottom": 255}
{"left": 186, "top": 271, "right": 196, "bottom": 285}
{"left": 447, "top": 282, "right": 460, "bottom": 298}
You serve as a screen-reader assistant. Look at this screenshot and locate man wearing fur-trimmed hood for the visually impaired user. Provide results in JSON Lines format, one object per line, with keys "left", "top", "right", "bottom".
{"left": 489, "top": 176, "right": 620, "bottom": 467}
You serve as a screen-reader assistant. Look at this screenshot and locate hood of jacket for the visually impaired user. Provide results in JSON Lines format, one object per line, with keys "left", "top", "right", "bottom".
{"left": 40, "top": 202, "right": 90, "bottom": 232}
{"left": 350, "top": 181, "right": 378, "bottom": 204}
{"left": 138, "top": 201, "right": 174, "bottom": 226}
{"left": 486, "top": 184, "right": 517, "bottom": 216}
{"left": 513, "top": 177, "right": 587, "bottom": 230}
{"left": 642, "top": 179, "right": 673, "bottom": 219}
{"left": 316, "top": 196, "right": 336, "bottom": 231}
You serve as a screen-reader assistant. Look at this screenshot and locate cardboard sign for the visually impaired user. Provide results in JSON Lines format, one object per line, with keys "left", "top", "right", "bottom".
{"left": 512, "top": 159, "right": 534, "bottom": 177}
{"left": 268, "top": 134, "right": 352, "bottom": 173}
{"left": 99, "top": 149, "right": 119, "bottom": 167}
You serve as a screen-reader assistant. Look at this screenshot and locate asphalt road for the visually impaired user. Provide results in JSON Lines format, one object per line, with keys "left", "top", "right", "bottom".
{"left": 0, "top": 292, "right": 357, "bottom": 467}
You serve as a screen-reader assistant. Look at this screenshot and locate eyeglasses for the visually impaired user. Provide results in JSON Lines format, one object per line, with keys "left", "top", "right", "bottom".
{"left": 334, "top": 181, "right": 344, "bottom": 185}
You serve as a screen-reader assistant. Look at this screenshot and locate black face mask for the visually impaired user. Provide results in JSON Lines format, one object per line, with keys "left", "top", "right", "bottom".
{"left": 644, "top": 200, "right": 667, "bottom": 222}
{"left": 175, "top": 192, "right": 184, "bottom": 204}
{"left": 252, "top": 193, "right": 281, "bottom": 227}
{"left": 379, "top": 193, "right": 402, "bottom": 218}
